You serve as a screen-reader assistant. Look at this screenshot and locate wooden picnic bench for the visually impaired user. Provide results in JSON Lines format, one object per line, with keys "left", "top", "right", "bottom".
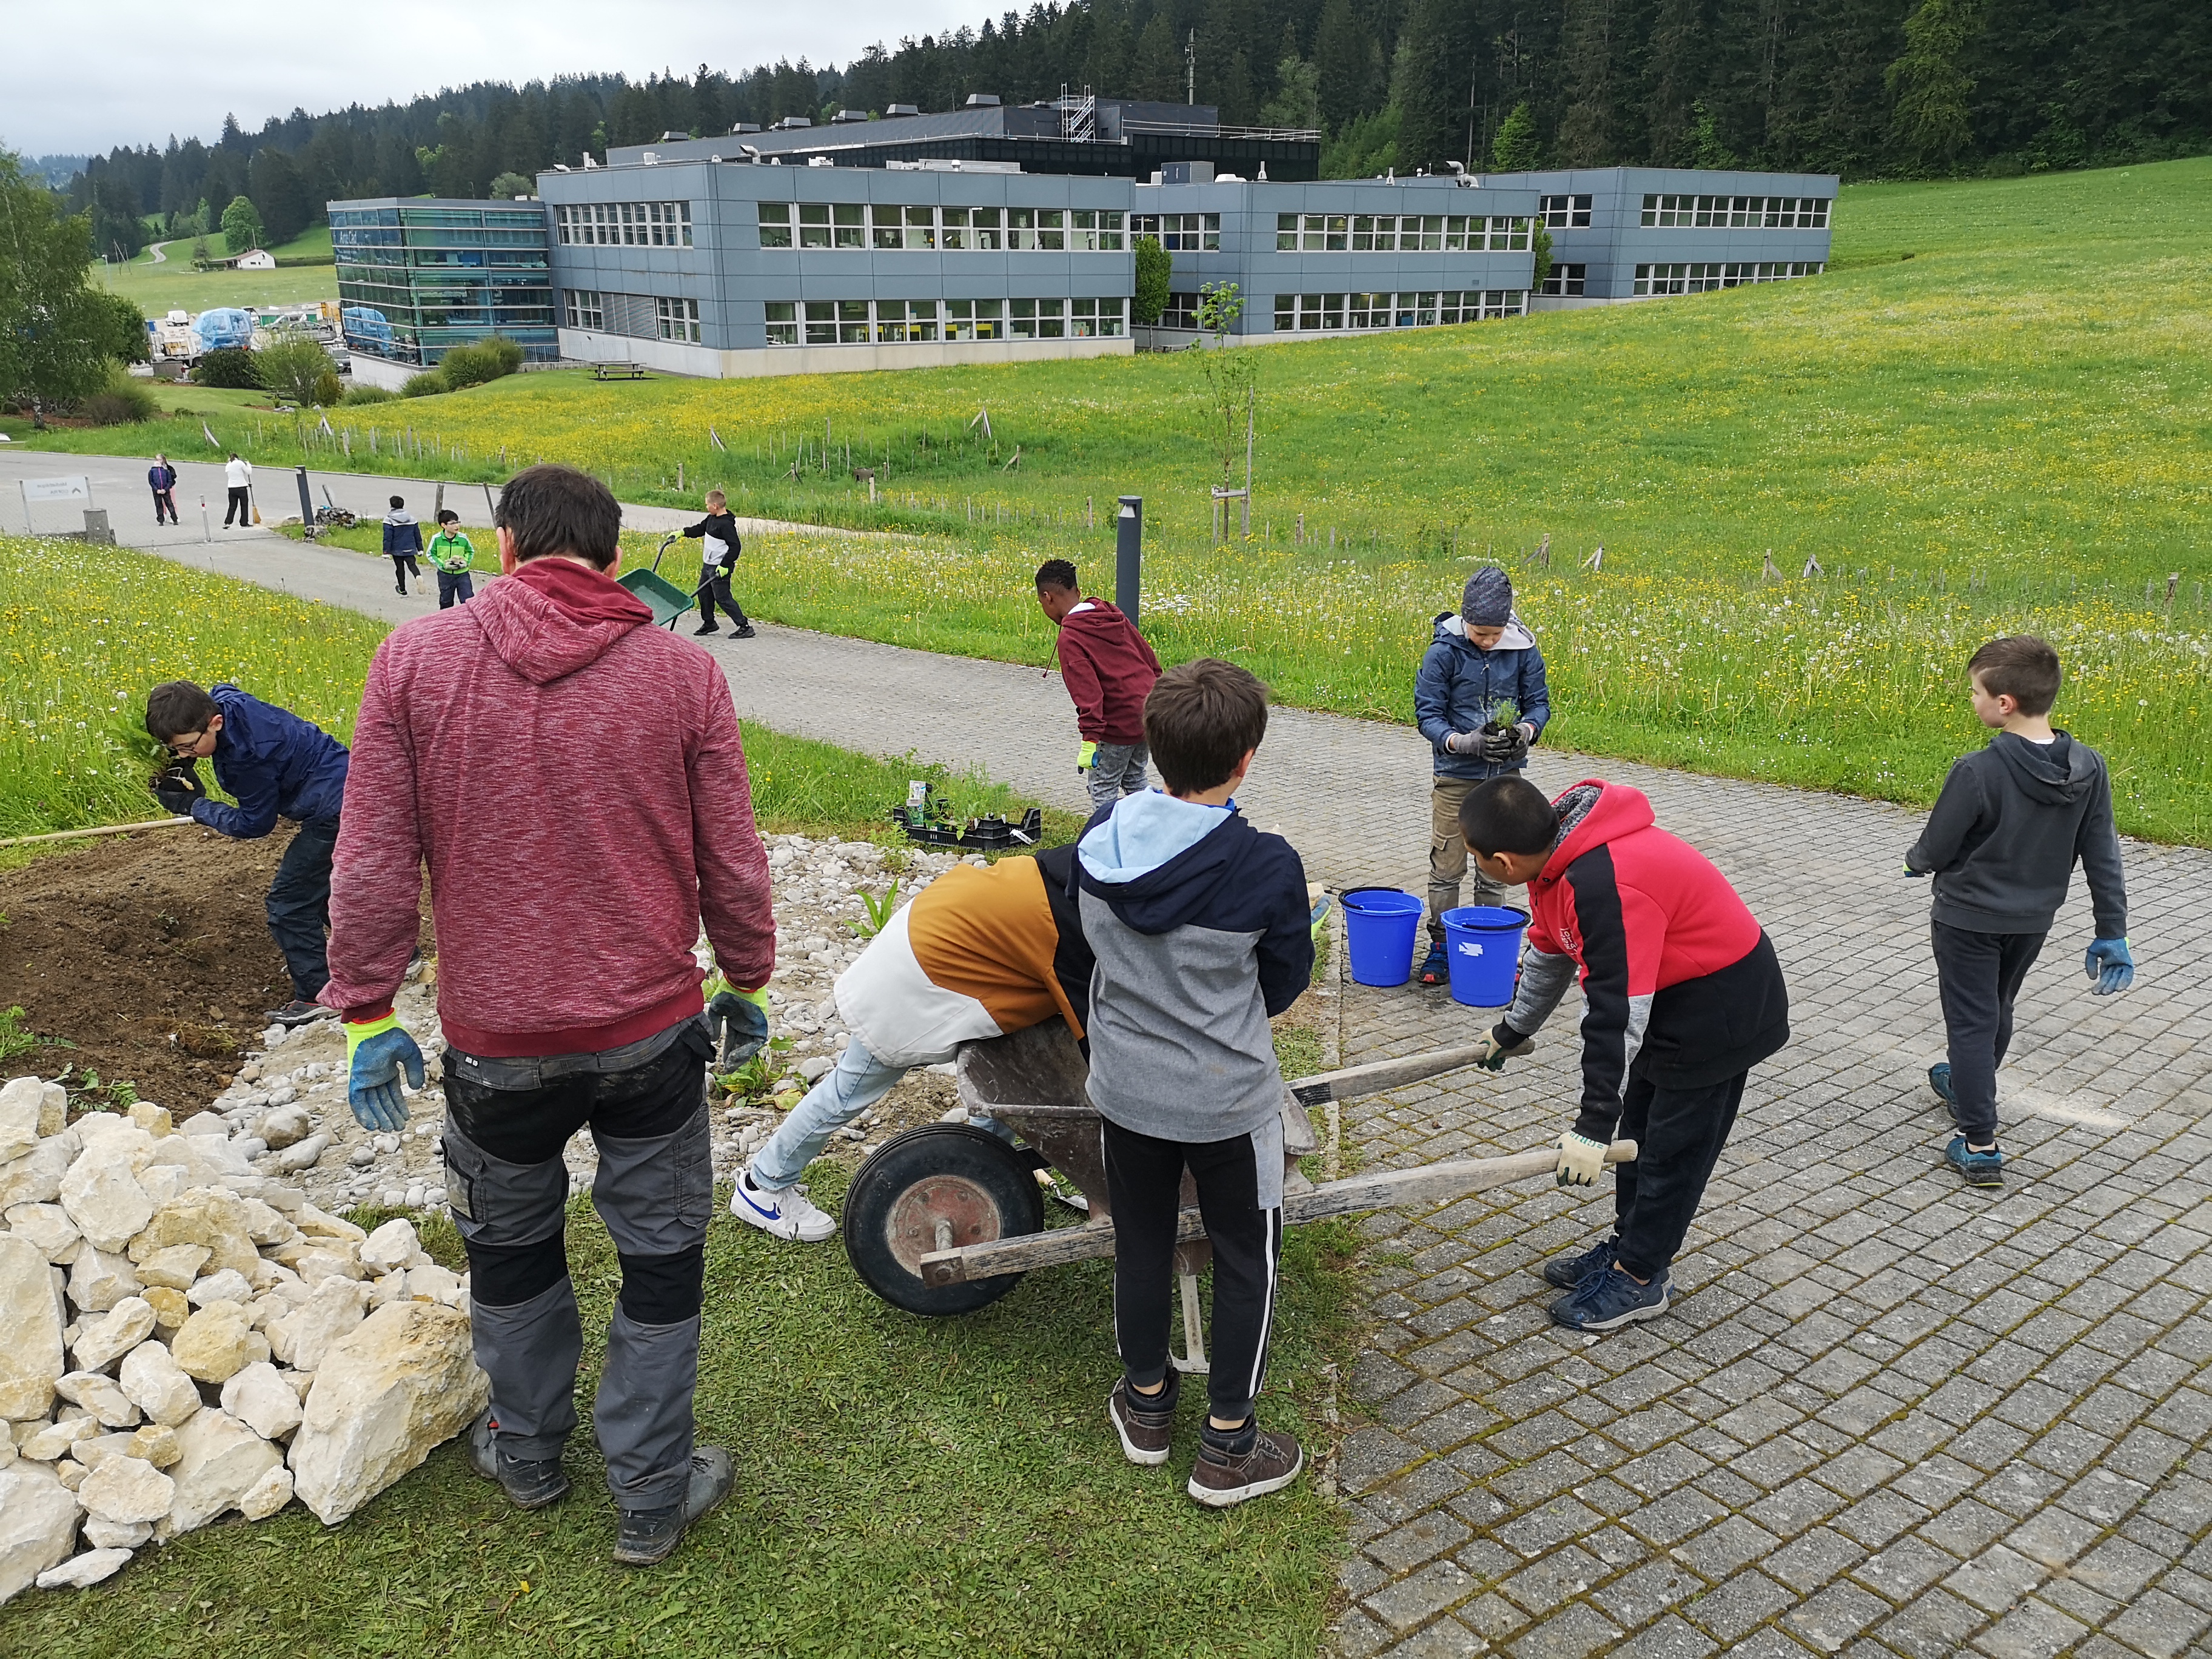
{"left": 591, "top": 361, "right": 648, "bottom": 381}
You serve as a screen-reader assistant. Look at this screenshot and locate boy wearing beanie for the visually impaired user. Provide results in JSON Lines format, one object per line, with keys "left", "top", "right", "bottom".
{"left": 1412, "top": 566, "right": 1551, "bottom": 986}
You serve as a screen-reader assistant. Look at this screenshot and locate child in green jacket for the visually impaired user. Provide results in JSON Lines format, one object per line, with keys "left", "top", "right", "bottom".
{"left": 426, "top": 511, "right": 477, "bottom": 608}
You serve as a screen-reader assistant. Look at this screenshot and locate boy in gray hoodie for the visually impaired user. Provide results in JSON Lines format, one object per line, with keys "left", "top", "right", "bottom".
{"left": 1905, "top": 636, "right": 2133, "bottom": 1187}
{"left": 1074, "top": 659, "right": 1314, "bottom": 1508}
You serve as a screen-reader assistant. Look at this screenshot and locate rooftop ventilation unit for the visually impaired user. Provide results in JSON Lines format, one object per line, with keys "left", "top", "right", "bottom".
{"left": 964, "top": 93, "right": 1002, "bottom": 107}
{"left": 731, "top": 122, "right": 762, "bottom": 134}
{"left": 660, "top": 130, "right": 688, "bottom": 142}
{"left": 1161, "top": 161, "right": 1215, "bottom": 184}
{"left": 779, "top": 115, "right": 814, "bottom": 129}
{"left": 832, "top": 109, "right": 868, "bottom": 124}
{"left": 885, "top": 102, "right": 920, "bottom": 116}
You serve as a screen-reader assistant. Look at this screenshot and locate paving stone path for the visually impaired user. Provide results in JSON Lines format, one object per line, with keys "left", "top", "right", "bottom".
{"left": 81, "top": 510, "right": 2212, "bottom": 1658}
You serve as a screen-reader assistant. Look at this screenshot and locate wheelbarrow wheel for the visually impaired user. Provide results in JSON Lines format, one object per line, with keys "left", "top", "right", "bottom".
{"left": 843, "top": 1124, "right": 1044, "bottom": 1315}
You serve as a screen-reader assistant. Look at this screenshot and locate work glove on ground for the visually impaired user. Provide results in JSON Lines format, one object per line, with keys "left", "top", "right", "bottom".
{"left": 1554, "top": 1131, "right": 1610, "bottom": 1187}
{"left": 2085, "top": 937, "right": 2134, "bottom": 996}
{"left": 345, "top": 1014, "right": 424, "bottom": 1132}
{"left": 1479, "top": 724, "right": 1532, "bottom": 765}
{"left": 1443, "top": 731, "right": 1483, "bottom": 755}
{"left": 709, "top": 986, "right": 772, "bottom": 1068}
{"left": 150, "top": 763, "right": 205, "bottom": 818}
{"left": 1472, "top": 1024, "right": 1536, "bottom": 1072}
{"left": 1076, "top": 740, "right": 1099, "bottom": 772}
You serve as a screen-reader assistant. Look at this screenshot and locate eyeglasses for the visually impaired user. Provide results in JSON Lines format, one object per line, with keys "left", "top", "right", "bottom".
{"left": 163, "top": 733, "right": 204, "bottom": 757}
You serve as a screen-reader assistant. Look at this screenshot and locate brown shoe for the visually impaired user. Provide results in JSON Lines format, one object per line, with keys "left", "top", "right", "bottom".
{"left": 1108, "top": 1376, "right": 1177, "bottom": 1467}
{"left": 1188, "top": 1423, "right": 1304, "bottom": 1507}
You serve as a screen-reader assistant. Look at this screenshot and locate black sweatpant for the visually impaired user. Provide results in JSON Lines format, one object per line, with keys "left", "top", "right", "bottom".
{"left": 224, "top": 486, "right": 250, "bottom": 526}
{"left": 1612, "top": 1070, "right": 1745, "bottom": 1282}
{"left": 1932, "top": 920, "right": 2046, "bottom": 1145}
{"left": 390, "top": 552, "right": 420, "bottom": 592}
{"left": 152, "top": 488, "right": 178, "bottom": 525}
{"left": 440, "top": 1017, "right": 714, "bottom": 1510}
{"left": 265, "top": 817, "right": 337, "bottom": 1002}
{"left": 1101, "top": 1116, "right": 1282, "bottom": 1424}
{"left": 698, "top": 563, "right": 747, "bottom": 629}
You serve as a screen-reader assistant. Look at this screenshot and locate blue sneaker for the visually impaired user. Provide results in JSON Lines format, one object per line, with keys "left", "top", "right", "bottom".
{"left": 1541, "top": 1234, "right": 1620, "bottom": 1289}
{"left": 1417, "top": 940, "right": 1450, "bottom": 987}
{"left": 1928, "top": 1063, "right": 1958, "bottom": 1106}
{"left": 1549, "top": 1266, "right": 1669, "bottom": 1332}
{"left": 1944, "top": 1137, "right": 2003, "bottom": 1188}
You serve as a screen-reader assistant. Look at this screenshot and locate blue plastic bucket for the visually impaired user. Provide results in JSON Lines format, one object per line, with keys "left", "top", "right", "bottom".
{"left": 1440, "top": 905, "right": 1528, "bottom": 1007}
{"left": 1341, "top": 887, "right": 1424, "bottom": 987}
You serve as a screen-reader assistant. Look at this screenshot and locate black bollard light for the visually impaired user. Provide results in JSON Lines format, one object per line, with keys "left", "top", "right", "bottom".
{"left": 1115, "top": 495, "right": 1142, "bottom": 629}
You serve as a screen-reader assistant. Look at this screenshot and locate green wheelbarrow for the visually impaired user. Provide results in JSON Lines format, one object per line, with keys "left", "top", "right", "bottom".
{"left": 617, "top": 533, "right": 710, "bottom": 629}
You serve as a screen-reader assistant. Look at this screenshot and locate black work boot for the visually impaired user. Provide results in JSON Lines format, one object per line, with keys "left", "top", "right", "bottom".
{"left": 468, "top": 1408, "right": 570, "bottom": 1510}
{"left": 614, "top": 1447, "right": 736, "bottom": 1566}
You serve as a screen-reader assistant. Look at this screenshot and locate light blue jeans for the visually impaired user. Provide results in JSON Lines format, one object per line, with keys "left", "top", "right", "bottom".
{"left": 749, "top": 1038, "right": 1010, "bottom": 1190}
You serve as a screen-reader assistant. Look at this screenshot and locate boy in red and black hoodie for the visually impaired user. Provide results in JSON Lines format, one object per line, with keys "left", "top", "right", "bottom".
{"left": 1458, "top": 776, "right": 1790, "bottom": 1332}
{"left": 1035, "top": 558, "right": 1163, "bottom": 809}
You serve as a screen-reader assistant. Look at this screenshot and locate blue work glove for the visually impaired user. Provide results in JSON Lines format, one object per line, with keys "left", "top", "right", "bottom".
{"left": 1901, "top": 860, "right": 1928, "bottom": 879}
{"left": 1308, "top": 893, "right": 1332, "bottom": 953}
{"left": 344, "top": 1014, "right": 425, "bottom": 1131}
{"left": 1076, "top": 740, "right": 1098, "bottom": 773}
{"left": 2084, "top": 937, "right": 2134, "bottom": 996}
{"left": 709, "top": 986, "right": 771, "bottom": 1068}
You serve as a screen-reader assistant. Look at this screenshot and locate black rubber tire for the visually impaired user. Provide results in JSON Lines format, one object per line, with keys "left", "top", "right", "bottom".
{"left": 843, "top": 1123, "right": 1045, "bottom": 1316}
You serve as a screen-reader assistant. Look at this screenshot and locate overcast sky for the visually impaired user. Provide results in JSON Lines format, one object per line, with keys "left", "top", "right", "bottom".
{"left": 4, "top": 0, "right": 987, "bottom": 158}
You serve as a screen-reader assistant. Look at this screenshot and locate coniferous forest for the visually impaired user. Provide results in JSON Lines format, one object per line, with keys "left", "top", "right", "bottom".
{"left": 58, "top": 0, "right": 2211, "bottom": 259}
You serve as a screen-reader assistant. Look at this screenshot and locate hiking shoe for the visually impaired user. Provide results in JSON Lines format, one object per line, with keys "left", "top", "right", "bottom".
{"left": 1549, "top": 1266, "right": 1670, "bottom": 1332}
{"left": 614, "top": 1447, "right": 734, "bottom": 1566}
{"left": 1108, "top": 1375, "right": 1178, "bottom": 1467}
{"left": 729, "top": 1164, "right": 837, "bottom": 1242}
{"left": 1417, "top": 942, "right": 1450, "bottom": 987}
{"left": 1945, "top": 1136, "right": 2003, "bottom": 1188}
{"left": 467, "top": 1409, "right": 569, "bottom": 1510}
{"left": 1188, "top": 1423, "right": 1304, "bottom": 1508}
{"left": 1541, "top": 1234, "right": 1620, "bottom": 1289}
{"left": 692, "top": 622, "right": 721, "bottom": 635}
{"left": 732, "top": 625, "right": 757, "bottom": 639}
{"left": 265, "top": 999, "right": 336, "bottom": 1027}
{"left": 1928, "top": 1063, "right": 1957, "bottom": 1105}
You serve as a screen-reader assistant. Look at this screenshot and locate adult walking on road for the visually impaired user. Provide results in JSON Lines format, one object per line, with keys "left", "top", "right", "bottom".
{"left": 148, "top": 453, "right": 179, "bottom": 525}
{"left": 222, "top": 452, "right": 253, "bottom": 527}
{"left": 1034, "top": 558, "right": 1162, "bottom": 808}
{"left": 319, "top": 464, "right": 778, "bottom": 1566}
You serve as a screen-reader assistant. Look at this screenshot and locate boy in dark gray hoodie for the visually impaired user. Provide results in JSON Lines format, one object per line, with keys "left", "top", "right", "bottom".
{"left": 1905, "top": 636, "right": 2133, "bottom": 1187}
{"left": 1075, "top": 658, "right": 1314, "bottom": 1508}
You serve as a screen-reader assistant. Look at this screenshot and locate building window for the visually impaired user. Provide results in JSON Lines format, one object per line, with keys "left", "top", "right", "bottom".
{"left": 1132, "top": 213, "right": 1219, "bottom": 252}
{"left": 1539, "top": 263, "right": 1586, "bottom": 298}
{"left": 1068, "top": 297, "right": 1127, "bottom": 337}
{"left": 1008, "top": 298, "right": 1068, "bottom": 339}
{"left": 764, "top": 301, "right": 797, "bottom": 345}
{"left": 1158, "top": 290, "right": 1201, "bottom": 328}
{"left": 874, "top": 299, "right": 940, "bottom": 342}
{"left": 837, "top": 300, "right": 870, "bottom": 344}
{"left": 1282, "top": 213, "right": 1528, "bottom": 253}
{"left": 1640, "top": 194, "right": 1831, "bottom": 229}
{"left": 1274, "top": 290, "right": 1527, "bottom": 331}
{"left": 1632, "top": 260, "right": 1825, "bottom": 295}
{"left": 563, "top": 289, "right": 604, "bottom": 329}
{"left": 1071, "top": 210, "right": 1125, "bottom": 251}
{"left": 555, "top": 201, "right": 692, "bottom": 247}
{"left": 803, "top": 301, "right": 837, "bottom": 344}
{"left": 655, "top": 297, "right": 700, "bottom": 343}
{"left": 757, "top": 203, "right": 792, "bottom": 249}
{"left": 945, "top": 299, "right": 1004, "bottom": 341}
{"left": 1539, "top": 194, "right": 1593, "bottom": 229}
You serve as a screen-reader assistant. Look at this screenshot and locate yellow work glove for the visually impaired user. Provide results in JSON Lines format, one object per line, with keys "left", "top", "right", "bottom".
{"left": 1076, "top": 740, "right": 1099, "bottom": 772}
{"left": 1555, "top": 1131, "right": 1609, "bottom": 1187}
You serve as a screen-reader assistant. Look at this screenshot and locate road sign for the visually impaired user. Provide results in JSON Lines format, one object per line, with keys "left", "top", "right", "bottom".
{"left": 21, "top": 476, "right": 90, "bottom": 503}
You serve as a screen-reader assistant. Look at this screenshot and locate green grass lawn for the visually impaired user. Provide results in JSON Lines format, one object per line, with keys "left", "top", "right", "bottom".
{"left": 96, "top": 223, "right": 338, "bottom": 315}
{"left": 23, "top": 159, "right": 2211, "bottom": 839}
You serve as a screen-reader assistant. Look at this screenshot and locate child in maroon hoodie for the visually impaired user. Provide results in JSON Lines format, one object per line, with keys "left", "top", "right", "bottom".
{"left": 1036, "top": 558, "right": 1163, "bottom": 809}
{"left": 1458, "top": 775, "right": 1790, "bottom": 1334}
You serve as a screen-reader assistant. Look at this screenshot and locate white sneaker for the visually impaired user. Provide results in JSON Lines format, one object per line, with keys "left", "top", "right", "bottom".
{"left": 728, "top": 1165, "right": 837, "bottom": 1242}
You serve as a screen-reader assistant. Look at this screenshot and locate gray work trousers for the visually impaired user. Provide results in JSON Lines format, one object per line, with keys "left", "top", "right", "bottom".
{"left": 1084, "top": 741, "right": 1151, "bottom": 811}
{"left": 440, "top": 1014, "right": 714, "bottom": 1511}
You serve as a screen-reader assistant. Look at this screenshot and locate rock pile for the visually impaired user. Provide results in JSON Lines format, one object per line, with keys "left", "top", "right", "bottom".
{"left": 0, "top": 1074, "right": 484, "bottom": 1603}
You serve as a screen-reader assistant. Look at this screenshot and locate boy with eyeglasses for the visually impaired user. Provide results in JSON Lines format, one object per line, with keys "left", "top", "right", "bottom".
{"left": 144, "top": 680, "right": 352, "bottom": 1025}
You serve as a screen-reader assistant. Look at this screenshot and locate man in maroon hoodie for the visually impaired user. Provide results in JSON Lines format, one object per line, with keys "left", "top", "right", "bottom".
{"left": 320, "top": 464, "right": 776, "bottom": 1566}
{"left": 1036, "top": 558, "right": 1164, "bottom": 809}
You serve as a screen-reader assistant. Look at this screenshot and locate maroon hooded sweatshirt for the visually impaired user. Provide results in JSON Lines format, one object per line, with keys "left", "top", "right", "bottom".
{"left": 321, "top": 557, "right": 776, "bottom": 1057}
{"left": 1054, "top": 598, "right": 1162, "bottom": 746}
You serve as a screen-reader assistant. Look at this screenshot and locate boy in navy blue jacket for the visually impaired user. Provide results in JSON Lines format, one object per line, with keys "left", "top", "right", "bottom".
{"left": 382, "top": 496, "right": 424, "bottom": 595}
{"left": 145, "top": 681, "right": 352, "bottom": 1025}
{"left": 1413, "top": 566, "right": 1550, "bottom": 985}
{"left": 1075, "top": 658, "right": 1314, "bottom": 1509}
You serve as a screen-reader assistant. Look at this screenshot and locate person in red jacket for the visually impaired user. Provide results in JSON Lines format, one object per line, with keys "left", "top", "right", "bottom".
{"left": 1458, "top": 776, "right": 1789, "bottom": 1333}
{"left": 1035, "top": 558, "right": 1163, "bottom": 809}
{"left": 320, "top": 464, "right": 777, "bottom": 1567}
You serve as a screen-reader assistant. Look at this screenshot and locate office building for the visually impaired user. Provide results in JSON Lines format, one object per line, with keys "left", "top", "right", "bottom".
{"left": 330, "top": 198, "right": 557, "bottom": 386}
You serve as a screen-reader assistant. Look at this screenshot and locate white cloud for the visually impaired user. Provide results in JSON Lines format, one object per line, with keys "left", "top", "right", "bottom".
{"left": 2, "top": 0, "right": 987, "bottom": 156}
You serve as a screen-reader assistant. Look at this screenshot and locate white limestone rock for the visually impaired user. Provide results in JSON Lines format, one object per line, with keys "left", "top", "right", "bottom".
{"left": 358, "top": 1218, "right": 420, "bottom": 1275}
{"left": 258, "top": 1107, "right": 312, "bottom": 1150}
{"left": 187, "top": 1267, "right": 253, "bottom": 1307}
{"left": 0, "top": 1135, "right": 75, "bottom": 1211}
{"left": 67, "top": 1247, "right": 141, "bottom": 1313}
{"left": 285, "top": 1278, "right": 370, "bottom": 1372}
{"left": 53, "top": 1373, "right": 139, "bottom": 1429}
{"left": 4, "top": 1202, "right": 81, "bottom": 1264}
{"left": 70, "top": 1297, "right": 156, "bottom": 1373}
{"left": 36, "top": 1547, "right": 132, "bottom": 1590}
{"left": 0, "top": 1464, "right": 84, "bottom": 1604}
{"left": 77, "top": 1455, "right": 173, "bottom": 1525}
{"left": 0, "top": 1234, "right": 64, "bottom": 1419}
{"left": 289, "top": 1302, "right": 486, "bottom": 1525}
{"left": 0, "top": 1080, "right": 41, "bottom": 1163}
{"left": 36, "top": 1083, "right": 67, "bottom": 1138}
{"left": 269, "top": 1133, "right": 330, "bottom": 1174}
{"left": 295, "top": 1202, "right": 366, "bottom": 1243}
{"left": 404, "top": 1264, "right": 463, "bottom": 1307}
{"left": 133, "top": 1243, "right": 210, "bottom": 1289}
{"left": 237, "top": 1463, "right": 293, "bottom": 1521}
{"left": 154, "top": 1409, "right": 281, "bottom": 1539}
{"left": 79, "top": 1518, "right": 152, "bottom": 1550}
{"left": 171, "top": 1302, "right": 254, "bottom": 1384}
{"left": 128, "top": 1188, "right": 258, "bottom": 1278}
{"left": 220, "top": 1362, "right": 304, "bottom": 1441}
{"left": 59, "top": 1141, "right": 155, "bottom": 1255}
{"left": 117, "top": 1342, "right": 201, "bottom": 1427}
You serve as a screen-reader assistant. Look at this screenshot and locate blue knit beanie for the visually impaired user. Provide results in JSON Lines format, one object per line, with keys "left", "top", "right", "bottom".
{"left": 1461, "top": 567, "right": 1512, "bottom": 627}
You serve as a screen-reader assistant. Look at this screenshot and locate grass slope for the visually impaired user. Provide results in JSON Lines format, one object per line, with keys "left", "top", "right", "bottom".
{"left": 96, "top": 224, "right": 338, "bottom": 315}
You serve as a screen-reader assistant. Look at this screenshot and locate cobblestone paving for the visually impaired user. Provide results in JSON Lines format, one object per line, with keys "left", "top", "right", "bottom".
{"left": 99, "top": 537, "right": 2212, "bottom": 1657}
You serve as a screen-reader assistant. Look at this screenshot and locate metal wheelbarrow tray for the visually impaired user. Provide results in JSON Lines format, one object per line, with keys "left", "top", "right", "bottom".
{"left": 840, "top": 1019, "right": 1634, "bottom": 1324}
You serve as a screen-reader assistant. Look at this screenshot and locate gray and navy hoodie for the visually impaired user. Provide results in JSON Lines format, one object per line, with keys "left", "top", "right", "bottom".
{"left": 1073, "top": 791, "right": 1313, "bottom": 1143}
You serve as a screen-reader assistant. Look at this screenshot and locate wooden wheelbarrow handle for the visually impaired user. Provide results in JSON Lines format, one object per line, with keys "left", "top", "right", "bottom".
{"left": 917, "top": 1139, "right": 1637, "bottom": 1287}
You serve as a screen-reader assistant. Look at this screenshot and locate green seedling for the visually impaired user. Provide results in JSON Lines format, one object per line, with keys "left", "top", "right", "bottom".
{"left": 846, "top": 881, "right": 900, "bottom": 942}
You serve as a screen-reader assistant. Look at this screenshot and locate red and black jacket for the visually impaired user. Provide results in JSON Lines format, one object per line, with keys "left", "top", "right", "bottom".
{"left": 1500, "top": 782, "right": 1789, "bottom": 1138}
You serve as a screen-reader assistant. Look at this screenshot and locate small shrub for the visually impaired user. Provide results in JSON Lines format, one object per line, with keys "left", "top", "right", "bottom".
{"left": 436, "top": 337, "right": 525, "bottom": 389}
{"left": 192, "top": 347, "right": 260, "bottom": 389}
{"left": 401, "top": 370, "right": 447, "bottom": 398}
{"left": 310, "top": 369, "right": 342, "bottom": 406}
{"left": 82, "top": 377, "right": 161, "bottom": 426}
{"left": 255, "top": 332, "right": 338, "bottom": 406}
{"left": 340, "top": 384, "right": 396, "bottom": 406}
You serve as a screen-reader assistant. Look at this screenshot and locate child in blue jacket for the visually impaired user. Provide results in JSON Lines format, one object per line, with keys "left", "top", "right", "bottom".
{"left": 145, "top": 681, "right": 352, "bottom": 1025}
{"left": 1411, "top": 567, "right": 1550, "bottom": 985}
{"left": 381, "top": 496, "right": 424, "bottom": 595}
